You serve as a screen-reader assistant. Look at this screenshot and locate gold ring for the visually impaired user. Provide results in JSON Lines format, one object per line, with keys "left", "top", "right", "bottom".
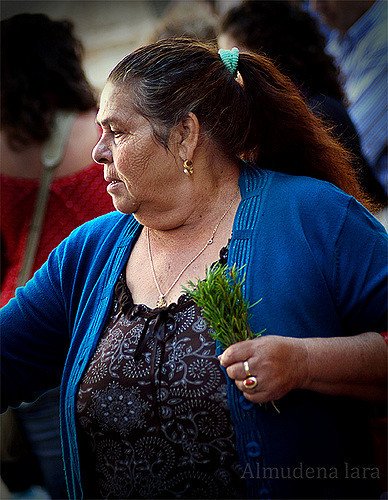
{"left": 243, "top": 360, "right": 251, "bottom": 377}
{"left": 243, "top": 376, "right": 258, "bottom": 390}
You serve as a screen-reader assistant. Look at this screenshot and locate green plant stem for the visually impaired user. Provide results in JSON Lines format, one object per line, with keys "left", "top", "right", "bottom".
{"left": 183, "top": 263, "right": 280, "bottom": 414}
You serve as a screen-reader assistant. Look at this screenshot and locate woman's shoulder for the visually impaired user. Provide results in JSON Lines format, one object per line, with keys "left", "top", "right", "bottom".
{"left": 47, "top": 212, "right": 140, "bottom": 275}
{"left": 60, "top": 211, "right": 138, "bottom": 251}
{"left": 242, "top": 166, "right": 385, "bottom": 233}
{"left": 72, "top": 210, "right": 136, "bottom": 235}
{"left": 269, "top": 169, "right": 347, "bottom": 199}
{"left": 243, "top": 166, "right": 351, "bottom": 206}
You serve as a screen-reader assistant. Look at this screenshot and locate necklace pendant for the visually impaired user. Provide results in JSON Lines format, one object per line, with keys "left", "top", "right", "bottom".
{"left": 156, "top": 295, "right": 167, "bottom": 308}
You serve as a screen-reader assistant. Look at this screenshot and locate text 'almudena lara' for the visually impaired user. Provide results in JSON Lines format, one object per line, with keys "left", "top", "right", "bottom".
{"left": 241, "top": 462, "right": 381, "bottom": 481}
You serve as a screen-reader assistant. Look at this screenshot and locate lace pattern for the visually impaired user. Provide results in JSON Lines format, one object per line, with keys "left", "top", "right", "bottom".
{"left": 77, "top": 246, "right": 245, "bottom": 499}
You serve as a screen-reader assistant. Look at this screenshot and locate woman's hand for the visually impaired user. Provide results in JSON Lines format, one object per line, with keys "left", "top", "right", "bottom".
{"left": 219, "top": 332, "right": 388, "bottom": 403}
{"left": 218, "top": 336, "right": 308, "bottom": 404}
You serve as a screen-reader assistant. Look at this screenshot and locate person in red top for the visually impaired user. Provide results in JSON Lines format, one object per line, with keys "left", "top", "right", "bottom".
{"left": 0, "top": 13, "right": 113, "bottom": 498}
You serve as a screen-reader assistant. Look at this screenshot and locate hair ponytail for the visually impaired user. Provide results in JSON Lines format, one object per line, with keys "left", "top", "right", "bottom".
{"left": 237, "top": 52, "right": 373, "bottom": 210}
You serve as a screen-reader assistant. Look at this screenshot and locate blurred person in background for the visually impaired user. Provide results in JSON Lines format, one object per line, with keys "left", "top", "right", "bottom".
{"left": 311, "top": 0, "right": 387, "bottom": 197}
{"left": 218, "top": 0, "right": 386, "bottom": 209}
{"left": 0, "top": 13, "right": 113, "bottom": 499}
{"left": 149, "top": 0, "right": 218, "bottom": 44}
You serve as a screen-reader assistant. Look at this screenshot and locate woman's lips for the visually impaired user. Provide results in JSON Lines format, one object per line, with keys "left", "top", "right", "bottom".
{"left": 105, "top": 175, "right": 120, "bottom": 183}
{"left": 106, "top": 178, "right": 124, "bottom": 194}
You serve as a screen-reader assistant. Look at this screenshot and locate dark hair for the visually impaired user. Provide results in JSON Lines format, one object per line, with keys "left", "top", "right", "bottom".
{"left": 109, "top": 38, "right": 372, "bottom": 210}
{"left": 219, "top": 0, "right": 345, "bottom": 103}
{"left": 1, "top": 13, "right": 96, "bottom": 149}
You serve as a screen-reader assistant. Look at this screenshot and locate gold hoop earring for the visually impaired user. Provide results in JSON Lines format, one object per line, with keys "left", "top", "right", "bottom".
{"left": 183, "top": 159, "right": 193, "bottom": 175}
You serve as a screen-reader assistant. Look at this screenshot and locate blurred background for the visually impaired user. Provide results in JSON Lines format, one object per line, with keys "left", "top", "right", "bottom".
{"left": 0, "top": 0, "right": 239, "bottom": 92}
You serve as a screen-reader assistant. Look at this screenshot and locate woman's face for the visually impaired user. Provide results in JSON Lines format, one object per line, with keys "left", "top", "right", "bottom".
{"left": 93, "top": 81, "right": 177, "bottom": 215}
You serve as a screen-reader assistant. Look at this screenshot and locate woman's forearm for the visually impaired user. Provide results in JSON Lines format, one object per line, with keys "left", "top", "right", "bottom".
{"left": 300, "top": 332, "right": 387, "bottom": 400}
{"left": 220, "top": 332, "right": 387, "bottom": 403}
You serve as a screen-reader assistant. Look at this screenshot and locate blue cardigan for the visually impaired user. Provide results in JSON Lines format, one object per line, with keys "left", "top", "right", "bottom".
{"left": 2, "top": 167, "right": 387, "bottom": 499}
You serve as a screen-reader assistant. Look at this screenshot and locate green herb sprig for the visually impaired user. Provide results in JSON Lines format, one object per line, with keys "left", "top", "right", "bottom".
{"left": 183, "top": 263, "right": 280, "bottom": 414}
{"left": 183, "top": 263, "right": 265, "bottom": 349}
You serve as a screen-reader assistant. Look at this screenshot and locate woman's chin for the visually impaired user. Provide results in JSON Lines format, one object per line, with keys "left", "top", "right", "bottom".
{"left": 112, "top": 197, "right": 138, "bottom": 215}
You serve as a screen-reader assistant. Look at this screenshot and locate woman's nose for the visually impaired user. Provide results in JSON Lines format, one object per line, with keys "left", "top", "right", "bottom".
{"left": 92, "top": 138, "right": 112, "bottom": 165}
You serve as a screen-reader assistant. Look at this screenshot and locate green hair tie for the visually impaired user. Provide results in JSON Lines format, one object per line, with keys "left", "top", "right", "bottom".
{"left": 218, "top": 47, "right": 239, "bottom": 76}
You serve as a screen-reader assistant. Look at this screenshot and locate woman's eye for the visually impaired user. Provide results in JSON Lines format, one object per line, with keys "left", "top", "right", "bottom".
{"left": 112, "top": 130, "right": 122, "bottom": 138}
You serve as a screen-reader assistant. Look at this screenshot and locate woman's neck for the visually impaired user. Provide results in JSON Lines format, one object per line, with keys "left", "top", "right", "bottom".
{"left": 139, "top": 158, "right": 241, "bottom": 247}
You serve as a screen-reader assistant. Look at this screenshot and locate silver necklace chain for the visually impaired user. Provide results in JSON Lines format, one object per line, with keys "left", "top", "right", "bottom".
{"left": 146, "top": 192, "right": 239, "bottom": 308}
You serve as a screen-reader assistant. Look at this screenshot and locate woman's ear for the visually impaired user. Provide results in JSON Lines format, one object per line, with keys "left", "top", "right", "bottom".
{"left": 170, "top": 112, "right": 200, "bottom": 162}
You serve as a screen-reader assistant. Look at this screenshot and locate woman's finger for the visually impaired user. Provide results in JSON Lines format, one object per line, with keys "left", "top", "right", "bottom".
{"left": 225, "top": 357, "right": 261, "bottom": 380}
{"left": 219, "top": 338, "right": 260, "bottom": 367}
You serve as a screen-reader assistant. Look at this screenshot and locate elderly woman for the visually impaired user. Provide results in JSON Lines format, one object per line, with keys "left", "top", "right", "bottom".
{"left": 1, "top": 39, "right": 387, "bottom": 499}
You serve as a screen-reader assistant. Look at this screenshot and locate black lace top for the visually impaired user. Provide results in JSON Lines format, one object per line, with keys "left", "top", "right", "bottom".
{"left": 77, "top": 247, "right": 245, "bottom": 499}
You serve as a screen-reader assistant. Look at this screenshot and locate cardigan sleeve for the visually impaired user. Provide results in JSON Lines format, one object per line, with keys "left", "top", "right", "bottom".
{"left": 333, "top": 197, "right": 388, "bottom": 334}
{"left": 1, "top": 242, "right": 70, "bottom": 410}
{"left": 0, "top": 211, "right": 134, "bottom": 412}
